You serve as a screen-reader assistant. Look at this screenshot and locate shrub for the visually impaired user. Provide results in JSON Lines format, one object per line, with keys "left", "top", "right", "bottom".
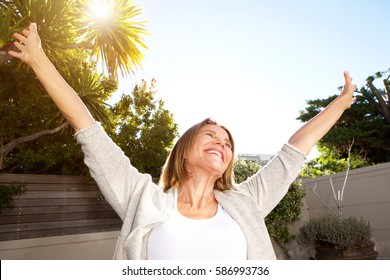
{"left": 0, "top": 183, "right": 25, "bottom": 209}
{"left": 298, "top": 215, "right": 372, "bottom": 250}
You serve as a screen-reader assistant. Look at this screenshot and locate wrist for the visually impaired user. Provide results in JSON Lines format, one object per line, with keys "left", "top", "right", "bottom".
{"left": 30, "top": 51, "right": 51, "bottom": 73}
{"left": 333, "top": 94, "right": 352, "bottom": 111}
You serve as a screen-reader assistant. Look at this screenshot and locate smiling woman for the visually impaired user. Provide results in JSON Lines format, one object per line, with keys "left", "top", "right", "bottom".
{"left": 9, "top": 19, "right": 357, "bottom": 260}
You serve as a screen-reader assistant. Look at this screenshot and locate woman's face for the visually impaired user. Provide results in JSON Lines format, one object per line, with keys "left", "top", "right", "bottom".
{"left": 185, "top": 124, "right": 233, "bottom": 178}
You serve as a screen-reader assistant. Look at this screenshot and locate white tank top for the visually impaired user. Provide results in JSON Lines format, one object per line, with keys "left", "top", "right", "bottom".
{"left": 147, "top": 204, "right": 247, "bottom": 260}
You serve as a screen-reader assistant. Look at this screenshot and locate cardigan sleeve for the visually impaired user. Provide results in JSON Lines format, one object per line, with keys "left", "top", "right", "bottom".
{"left": 236, "top": 143, "right": 306, "bottom": 216}
{"left": 75, "top": 122, "right": 155, "bottom": 219}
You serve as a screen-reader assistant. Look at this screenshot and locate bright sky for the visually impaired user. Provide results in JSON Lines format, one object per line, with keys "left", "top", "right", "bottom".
{"left": 115, "top": 0, "right": 390, "bottom": 158}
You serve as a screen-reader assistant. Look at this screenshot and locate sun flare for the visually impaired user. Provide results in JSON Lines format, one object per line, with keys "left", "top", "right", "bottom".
{"left": 88, "top": 0, "right": 115, "bottom": 23}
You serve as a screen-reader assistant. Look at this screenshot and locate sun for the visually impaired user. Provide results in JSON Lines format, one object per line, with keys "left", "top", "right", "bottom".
{"left": 87, "top": 0, "right": 115, "bottom": 23}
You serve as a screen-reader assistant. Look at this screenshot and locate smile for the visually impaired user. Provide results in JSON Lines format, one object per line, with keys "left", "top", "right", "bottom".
{"left": 206, "top": 149, "right": 223, "bottom": 160}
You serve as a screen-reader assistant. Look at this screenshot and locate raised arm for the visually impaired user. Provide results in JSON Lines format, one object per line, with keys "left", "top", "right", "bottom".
{"left": 288, "top": 71, "right": 357, "bottom": 155}
{"left": 8, "top": 22, "right": 95, "bottom": 131}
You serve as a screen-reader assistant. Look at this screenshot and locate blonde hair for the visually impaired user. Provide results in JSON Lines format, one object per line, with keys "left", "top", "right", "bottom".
{"left": 159, "top": 118, "right": 235, "bottom": 192}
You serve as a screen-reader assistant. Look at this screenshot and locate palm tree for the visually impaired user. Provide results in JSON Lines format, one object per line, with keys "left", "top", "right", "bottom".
{"left": 0, "top": 0, "right": 148, "bottom": 79}
{"left": 0, "top": 0, "right": 149, "bottom": 170}
{"left": 75, "top": 0, "right": 148, "bottom": 78}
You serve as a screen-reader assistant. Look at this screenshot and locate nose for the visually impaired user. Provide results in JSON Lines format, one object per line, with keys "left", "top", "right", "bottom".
{"left": 213, "top": 137, "right": 225, "bottom": 148}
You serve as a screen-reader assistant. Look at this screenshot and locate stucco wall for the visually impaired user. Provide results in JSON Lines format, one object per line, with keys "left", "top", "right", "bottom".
{"left": 289, "top": 162, "right": 390, "bottom": 259}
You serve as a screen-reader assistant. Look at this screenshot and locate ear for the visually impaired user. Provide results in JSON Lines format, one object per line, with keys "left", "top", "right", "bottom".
{"left": 183, "top": 147, "right": 189, "bottom": 160}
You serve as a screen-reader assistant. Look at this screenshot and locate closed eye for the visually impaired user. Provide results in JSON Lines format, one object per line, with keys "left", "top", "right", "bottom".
{"left": 204, "top": 131, "right": 231, "bottom": 149}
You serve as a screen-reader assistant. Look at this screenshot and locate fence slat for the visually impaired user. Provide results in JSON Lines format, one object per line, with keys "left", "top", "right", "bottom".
{"left": 0, "top": 217, "right": 123, "bottom": 232}
{"left": 0, "top": 204, "right": 115, "bottom": 217}
{"left": 0, "top": 210, "right": 120, "bottom": 224}
{"left": 3, "top": 198, "right": 110, "bottom": 207}
{"left": 0, "top": 225, "right": 121, "bottom": 241}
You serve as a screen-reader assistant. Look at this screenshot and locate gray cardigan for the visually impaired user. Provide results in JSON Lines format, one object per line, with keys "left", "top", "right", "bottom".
{"left": 75, "top": 123, "right": 305, "bottom": 259}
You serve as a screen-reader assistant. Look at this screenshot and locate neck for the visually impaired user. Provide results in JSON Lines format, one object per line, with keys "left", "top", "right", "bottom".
{"left": 177, "top": 175, "right": 218, "bottom": 219}
{"left": 178, "top": 176, "right": 216, "bottom": 207}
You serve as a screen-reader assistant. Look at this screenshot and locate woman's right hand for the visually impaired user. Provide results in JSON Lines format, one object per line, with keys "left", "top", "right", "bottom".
{"left": 8, "top": 22, "right": 45, "bottom": 67}
{"left": 8, "top": 22, "right": 95, "bottom": 131}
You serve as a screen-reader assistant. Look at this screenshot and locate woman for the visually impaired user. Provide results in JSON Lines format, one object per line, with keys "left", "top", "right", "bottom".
{"left": 9, "top": 23, "right": 357, "bottom": 260}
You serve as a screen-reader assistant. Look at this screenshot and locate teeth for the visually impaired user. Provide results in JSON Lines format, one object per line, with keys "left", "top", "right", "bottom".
{"left": 207, "top": 150, "right": 222, "bottom": 158}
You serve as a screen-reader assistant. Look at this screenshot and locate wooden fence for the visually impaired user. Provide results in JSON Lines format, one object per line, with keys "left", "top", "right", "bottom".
{"left": 0, "top": 174, "right": 122, "bottom": 242}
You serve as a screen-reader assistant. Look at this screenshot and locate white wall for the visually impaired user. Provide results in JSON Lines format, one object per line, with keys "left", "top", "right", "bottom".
{"left": 289, "top": 162, "right": 390, "bottom": 259}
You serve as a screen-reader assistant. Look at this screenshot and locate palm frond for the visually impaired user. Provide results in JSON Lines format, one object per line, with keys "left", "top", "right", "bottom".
{"left": 75, "top": 0, "right": 149, "bottom": 79}
{"left": 61, "top": 59, "right": 115, "bottom": 130}
{"left": 11, "top": 0, "right": 78, "bottom": 64}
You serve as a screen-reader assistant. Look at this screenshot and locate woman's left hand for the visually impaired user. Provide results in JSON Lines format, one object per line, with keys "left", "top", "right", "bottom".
{"left": 338, "top": 71, "right": 357, "bottom": 109}
{"left": 287, "top": 71, "right": 358, "bottom": 155}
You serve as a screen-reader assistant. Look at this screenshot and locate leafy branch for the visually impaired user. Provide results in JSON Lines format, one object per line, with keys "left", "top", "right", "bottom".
{"left": 0, "top": 183, "right": 26, "bottom": 209}
{"left": 0, "top": 122, "right": 69, "bottom": 170}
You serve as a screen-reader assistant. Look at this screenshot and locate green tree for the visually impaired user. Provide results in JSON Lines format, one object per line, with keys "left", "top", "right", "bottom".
{"left": 0, "top": 0, "right": 149, "bottom": 171}
{"left": 301, "top": 145, "right": 369, "bottom": 178}
{"left": 359, "top": 69, "right": 390, "bottom": 124}
{"left": 1, "top": 62, "right": 178, "bottom": 177}
{"left": 112, "top": 79, "right": 179, "bottom": 178}
{"left": 0, "top": 52, "right": 115, "bottom": 173}
{"left": 234, "top": 159, "right": 261, "bottom": 183}
{"left": 234, "top": 159, "right": 305, "bottom": 259}
{"left": 265, "top": 180, "right": 305, "bottom": 259}
{"left": 297, "top": 70, "right": 390, "bottom": 164}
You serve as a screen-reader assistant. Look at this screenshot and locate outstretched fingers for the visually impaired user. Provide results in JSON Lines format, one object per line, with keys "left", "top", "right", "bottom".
{"left": 8, "top": 29, "right": 27, "bottom": 59}
{"left": 343, "top": 70, "right": 352, "bottom": 81}
{"left": 13, "top": 31, "right": 27, "bottom": 44}
{"left": 13, "top": 41, "right": 24, "bottom": 52}
{"left": 22, "top": 28, "right": 30, "bottom": 37}
{"left": 8, "top": 23, "right": 42, "bottom": 64}
{"left": 343, "top": 71, "right": 357, "bottom": 91}
{"left": 8, "top": 43, "right": 24, "bottom": 60}
{"left": 340, "top": 71, "right": 357, "bottom": 108}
